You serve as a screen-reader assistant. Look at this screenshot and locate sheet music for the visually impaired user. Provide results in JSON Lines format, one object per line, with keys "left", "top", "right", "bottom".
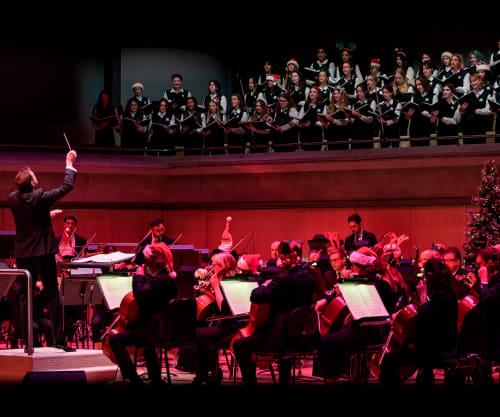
{"left": 337, "top": 282, "right": 389, "bottom": 322}
{"left": 72, "top": 251, "right": 135, "bottom": 264}
{"left": 220, "top": 280, "right": 258, "bottom": 316}
{"left": 96, "top": 275, "right": 132, "bottom": 310}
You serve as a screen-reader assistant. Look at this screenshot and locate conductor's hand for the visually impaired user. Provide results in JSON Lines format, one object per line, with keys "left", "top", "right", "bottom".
{"left": 66, "top": 150, "right": 77, "bottom": 167}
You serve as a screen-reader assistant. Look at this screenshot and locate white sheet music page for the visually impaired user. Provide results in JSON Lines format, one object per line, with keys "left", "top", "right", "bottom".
{"left": 72, "top": 251, "right": 135, "bottom": 264}
{"left": 96, "top": 275, "right": 133, "bottom": 310}
{"left": 220, "top": 280, "right": 258, "bottom": 316}
{"left": 337, "top": 282, "right": 389, "bottom": 321}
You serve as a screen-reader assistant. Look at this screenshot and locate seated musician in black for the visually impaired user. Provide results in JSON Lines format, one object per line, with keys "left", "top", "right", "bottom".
{"left": 316, "top": 247, "right": 406, "bottom": 384}
{"left": 232, "top": 240, "right": 316, "bottom": 387}
{"left": 379, "top": 258, "right": 458, "bottom": 386}
{"left": 193, "top": 251, "right": 246, "bottom": 385}
{"left": 133, "top": 218, "right": 174, "bottom": 266}
{"left": 109, "top": 241, "right": 177, "bottom": 385}
{"left": 54, "top": 215, "right": 88, "bottom": 343}
{"left": 55, "top": 215, "right": 87, "bottom": 261}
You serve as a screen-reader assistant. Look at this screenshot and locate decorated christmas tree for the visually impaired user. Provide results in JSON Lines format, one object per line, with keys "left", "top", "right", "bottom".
{"left": 463, "top": 160, "right": 500, "bottom": 266}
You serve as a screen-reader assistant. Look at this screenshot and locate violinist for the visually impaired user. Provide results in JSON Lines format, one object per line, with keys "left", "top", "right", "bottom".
{"left": 193, "top": 251, "right": 244, "bottom": 385}
{"left": 133, "top": 219, "right": 174, "bottom": 266}
{"left": 54, "top": 215, "right": 88, "bottom": 343}
{"left": 232, "top": 240, "right": 316, "bottom": 387}
{"left": 379, "top": 258, "right": 458, "bottom": 386}
{"left": 444, "top": 247, "right": 479, "bottom": 300}
{"left": 55, "top": 215, "right": 87, "bottom": 262}
{"left": 108, "top": 241, "right": 177, "bottom": 386}
{"left": 317, "top": 247, "right": 406, "bottom": 384}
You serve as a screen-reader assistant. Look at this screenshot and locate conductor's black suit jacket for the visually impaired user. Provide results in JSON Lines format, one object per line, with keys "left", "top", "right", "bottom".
{"left": 8, "top": 168, "right": 76, "bottom": 259}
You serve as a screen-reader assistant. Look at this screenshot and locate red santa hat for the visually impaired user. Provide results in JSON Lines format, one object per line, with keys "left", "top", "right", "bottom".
{"left": 148, "top": 241, "right": 176, "bottom": 278}
{"left": 132, "top": 81, "right": 144, "bottom": 91}
{"left": 286, "top": 58, "right": 300, "bottom": 70}
{"left": 218, "top": 216, "right": 233, "bottom": 252}
{"left": 370, "top": 58, "right": 381, "bottom": 69}
{"left": 441, "top": 51, "right": 453, "bottom": 60}
{"left": 237, "top": 254, "right": 263, "bottom": 274}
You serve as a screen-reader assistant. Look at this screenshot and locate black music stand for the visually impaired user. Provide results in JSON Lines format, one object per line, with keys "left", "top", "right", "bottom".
{"left": 176, "top": 266, "right": 197, "bottom": 299}
{"left": 170, "top": 245, "right": 201, "bottom": 271}
{"left": 60, "top": 268, "right": 104, "bottom": 349}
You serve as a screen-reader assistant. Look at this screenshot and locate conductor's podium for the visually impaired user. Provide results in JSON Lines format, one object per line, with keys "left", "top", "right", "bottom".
{"left": 0, "top": 347, "right": 118, "bottom": 384}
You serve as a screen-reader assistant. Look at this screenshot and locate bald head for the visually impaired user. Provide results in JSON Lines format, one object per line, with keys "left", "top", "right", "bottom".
{"left": 418, "top": 249, "right": 441, "bottom": 268}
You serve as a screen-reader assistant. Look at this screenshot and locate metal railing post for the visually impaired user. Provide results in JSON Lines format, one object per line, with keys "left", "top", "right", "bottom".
{"left": 0, "top": 269, "right": 33, "bottom": 356}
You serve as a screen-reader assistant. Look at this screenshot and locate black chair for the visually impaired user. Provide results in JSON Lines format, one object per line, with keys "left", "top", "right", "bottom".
{"left": 157, "top": 298, "right": 197, "bottom": 384}
{"left": 252, "top": 306, "right": 320, "bottom": 385}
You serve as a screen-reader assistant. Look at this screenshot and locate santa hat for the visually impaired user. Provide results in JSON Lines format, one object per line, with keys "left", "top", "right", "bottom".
{"left": 441, "top": 51, "right": 453, "bottom": 60}
{"left": 349, "top": 248, "right": 377, "bottom": 266}
{"left": 370, "top": 58, "right": 381, "bottom": 68}
{"left": 286, "top": 58, "right": 300, "bottom": 70}
{"left": 237, "top": 254, "right": 263, "bottom": 274}
{"left": 132, "top": 81, "right": 144, "bottom": 91}
{"left": 476, "top": 63, "right": 491, "bottom": 72}
{"left": 218, "top": 216, "right": 233, "bottom": 252}
{"left": 149, "top": 241, "right": 176, "bottom": 278}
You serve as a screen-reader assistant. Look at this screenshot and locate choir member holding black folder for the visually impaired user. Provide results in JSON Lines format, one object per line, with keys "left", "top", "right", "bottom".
{"left": 350, "top": 83, "right": 376, "bottom": 149}
{"left": 201, "top": 100, "right": 225, "bottom": 155}
{"left": 459, "top": 73, "right": 494, "bottom": 144}
{"left": 120, "top": 97, "right": 149, "bottom": 153}
{"left": 225, "top": 94, "right": 249, "bottom": 154}
{"left": 323, "top": 87, "right": 351, "bottom": 150}
{"left": 436, "top": 84, "right": 461, "bottom": 145}
{"left": 148, "top": 98, "right": 176, "bottom": 156}
{"left": 91, "top": 91, "right": 120, "bottom": 150}
{"left": 179, "top": 97, "right": 203, "bottom": 155}
{"left": 270, "top": 93, "right": 299, "bottom": 152}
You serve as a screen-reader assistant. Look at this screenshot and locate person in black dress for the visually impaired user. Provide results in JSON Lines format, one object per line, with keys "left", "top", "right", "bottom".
{"left": 436, "top": 83, "right": 461, "bottom": 145}
{"left": 120, "top": 97, "right": 149, "bottom": 154}
{"left": 91, "top": 91, "right": 119, "bottom": 151}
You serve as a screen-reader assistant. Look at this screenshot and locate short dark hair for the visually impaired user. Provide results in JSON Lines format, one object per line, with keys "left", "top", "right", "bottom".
{"left": 172, "top": 73, "right": 183, "bottom": 81}
{"left": 15, "top": 168, "right": 33, "bottom": 192}
{"left": 278, "top": 241, "right": 302, "bottom": 258}
{"left": 347, "top": 214, "right": 362, "bottom": 224}
{"left": 424, "top": 258, "right": 451, "bottom": 292}
{"left": 150, "top": 218, "right": 164, "bottom": 228}
{"left": 422, "top": 60, "right": 435, "bottom": 70}
{"left": 330, "top": 248, "right": 347, "bottom": 259}
{"left": 443, "top": 246, "right": 461, "bottom": 261}
{"left": 64, "top": 215, "right": 77, "bottom": 225}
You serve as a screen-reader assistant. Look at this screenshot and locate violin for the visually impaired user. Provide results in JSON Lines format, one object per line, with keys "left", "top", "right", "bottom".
{"left": 102, "top": 291, "right": 144, "bottom": 364}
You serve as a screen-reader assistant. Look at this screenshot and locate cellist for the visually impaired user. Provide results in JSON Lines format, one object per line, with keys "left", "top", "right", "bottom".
{"left": 108, "top": 241, "right": 177, "bottom": 386}
{"left": 379, "top": 258, "right": 458, "bottom": 386}
{"left": 232, "top": 240, "right": 316, "bottom": 387}
{"left": 316, "top": 247, "right": 407, "bottom": 384}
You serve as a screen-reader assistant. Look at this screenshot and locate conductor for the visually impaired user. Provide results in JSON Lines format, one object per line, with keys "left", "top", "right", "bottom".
{"left": 8, "top": 150, "right": 78, "bottom": 351}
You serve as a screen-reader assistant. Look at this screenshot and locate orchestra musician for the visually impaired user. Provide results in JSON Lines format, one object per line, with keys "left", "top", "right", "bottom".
{"left": 232, "top": 240, "right": 316, "bottom": 387}
{"left": 379, "top": 258, "right": 458, "bottom": 386}
{"left": 133, "top": 219, "right": 174, "bottom": 266}
{"left": 108, "top": 241, "right": 177, "bottom": 386}
{"left": 8, "top": 150, "right": 78, "bottom": 352}
{"left": 193, "top": 251, "right": 244, "bottom": 385}
{"left": 344, "top": 213, "right": 378, "bottom": 254}
{"left": 54, "top": 215, "right": 89, "bottom": 343}
{"left": 316, "top": 247, "right": 407, "bottom": 384}
{"left": 55, "top": 215, "right": 87, "bottom": 262}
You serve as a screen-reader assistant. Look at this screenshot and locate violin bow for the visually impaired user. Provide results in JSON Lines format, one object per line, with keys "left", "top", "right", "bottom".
{"left": 172, "top": 233, "right": 183, "bottom": 245}
{"left": 133, "top": 230, "right": 152, "bottom": 253}
{"left": 232, "top": 231, "right": 254, "bottom": 253}
{"left": 240, "top": 232, "right": 256, "bottom": 254}
{"left": 74, "top": 232, "right": 97, "bottom": 259}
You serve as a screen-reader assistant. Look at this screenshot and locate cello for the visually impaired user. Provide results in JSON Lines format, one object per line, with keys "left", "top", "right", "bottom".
{"left": 101, "top": 291, "right": 144, "bottom": 364}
